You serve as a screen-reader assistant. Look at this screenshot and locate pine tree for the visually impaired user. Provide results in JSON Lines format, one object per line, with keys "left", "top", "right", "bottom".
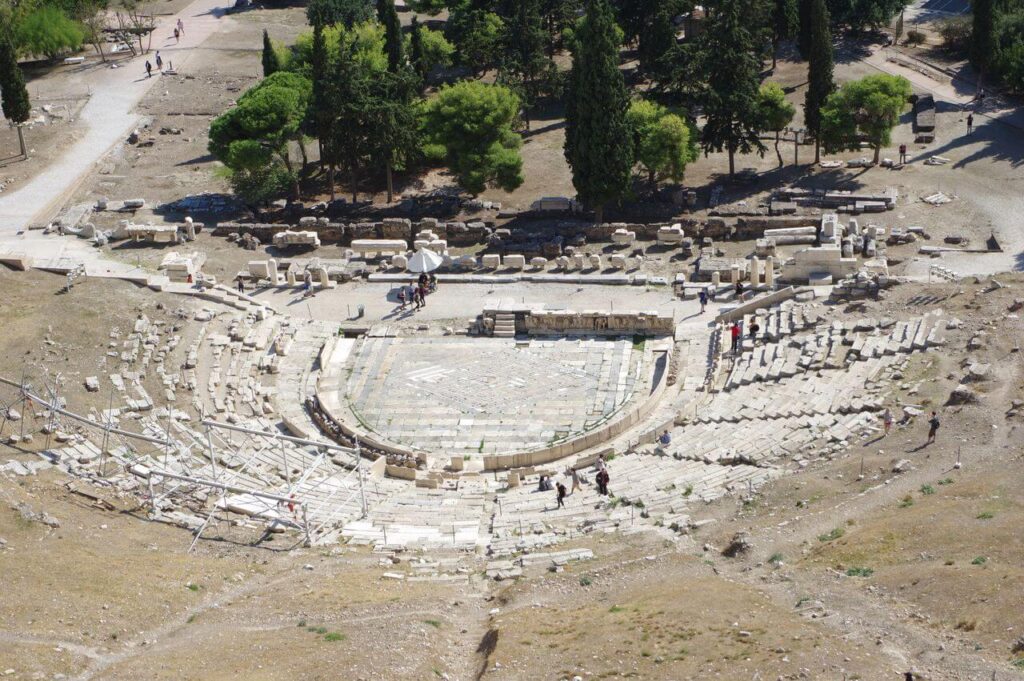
{"left": 499, "top": 0, "right": 548, "bottom": 127}
{"left": 564, "top": 0, "right": 634, "bottom": 223}
{"left": 0, "top": 29, "right": 31, "bottom": 158}
{"left": 970, "top": 0, "right": 994, "bottom": 87}
{"left": 696, "top": 0, "right": 765, "bottom": 176}
{"left": 261, "top": 29, "right": 281, "bottom": 77}
{"left": 771, "top": 0, "right": 798, "bottom": 69}
{"left": 327, "top": 41, "right": 373, "bottom": 203}
{"left": 803, "top": 0, "right": 833, "bottom": 164}
{"left": 410, "top": 16, "right": 427, "bottom": 79}
{"left": 309, "top": 22, "right": 334, "bottom": 190}
{"left": 377, "top": 0, "right": 405, "bottom": 73}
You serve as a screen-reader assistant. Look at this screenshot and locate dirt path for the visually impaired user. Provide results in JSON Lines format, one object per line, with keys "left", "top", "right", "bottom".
{"left": 0, "top": 0, "right": 233, "bottom": 233}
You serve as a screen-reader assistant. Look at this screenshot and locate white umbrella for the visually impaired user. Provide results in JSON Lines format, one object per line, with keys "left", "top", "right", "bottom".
{"left": 407, "top": 248, "right": 443, "bottom": 273}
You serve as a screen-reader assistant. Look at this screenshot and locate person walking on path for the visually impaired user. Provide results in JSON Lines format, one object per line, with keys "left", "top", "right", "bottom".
{"left": 418, "top": 283, "right": 428, "bottom": 307}
{"left": 926, "top": 411, "right": 940, "bottom": 444}
{"left": 735, "top": 281, "right": 744, "bottom": 301}
{"left": 155, "top": 52, "right": 162, "bottom": 72}
{"left": 966, "top": 113, "right": 974, "bottom": 134}
{"left": 730, "top": 322, "right": 741, "bottom": 353}
{"left": 237, "top": 278, "right": 244, "bottom": 293}
{"left": 145, "top": 60, "right": 153, "bottom": 78}
{"left": 556, "top": 482, "right": 567, "bottom": 508}
{"left": 898, "top": 143, "right": 907, "bottom": 164}
{"left": 397, "top": 286, "right": 407, "bottom": 310}
{"left": 883, "top": 407, "right": 893, "bottom": 435}
{"left": 177, "top": 18, "right": 185, "bottom": 35}
{"left": 174, "top": 27, "right": 180, "bottom": 43}
{"left": 698, "top": 289, "right": 707, "bottom": 314}
{"left": 568, "top": 467, "right": 581, "bottom": 495}
{"left": 596, "top": 468, "right": 610, "bottom": 496}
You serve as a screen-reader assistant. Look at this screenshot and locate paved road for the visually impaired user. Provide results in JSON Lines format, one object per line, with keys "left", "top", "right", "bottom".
{"left": 0, "top": 0, "right": 229, "bottom": 234}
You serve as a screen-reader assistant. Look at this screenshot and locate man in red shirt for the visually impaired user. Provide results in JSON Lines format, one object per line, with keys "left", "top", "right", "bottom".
{"left": 730, "top": 322, "right": 741, "bottom": 353}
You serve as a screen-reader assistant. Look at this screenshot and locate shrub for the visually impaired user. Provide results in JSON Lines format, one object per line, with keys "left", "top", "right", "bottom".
{"left": 971, "top": 556, "right": 987, "bottom": 565}
{"left": 16, "top": 7, "right": 84, "bottom": 59}
{"left": 846, "top": 566, "right": 874, "bottom": 577}
{"left": 905, "top": 29, "right": 926, "bottom": 46}
{"left": 920, "top": 484, "right": 935, "bottom": 495}
{"left": 818, "top": 527, "right": 845, "bottom": 542}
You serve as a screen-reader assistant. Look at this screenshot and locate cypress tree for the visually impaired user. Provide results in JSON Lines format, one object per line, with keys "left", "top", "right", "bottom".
{"left": 803, "top": 0, "right": 833, "bottom": 164}
{"left": 797, "top": 0, "right": 812, "bottom": 58}
{"left": 0, "top": 29, "right": 31, "bottom": 157}
{"left": 261, "top": 29, "right": 281, "bottom": 77}
{"left": 564, "top": 0, "right": 634, "bottom": 223}
{"left": 410, "top": 16, "right": 427, "bottom": 79}
{"left": 697, "top": 0, "right": 765, "bottom": 176}
{"left": 970, "top": 0, "right": 994, "bottom": 86}
{"left": 310, "top": 22, "right": 334, "bottom": 190}
{"left": 638, "top": 3, "right": 675, "bottom": 82}
{"left": 500, "top": 0, "right": 548, "bottom": 126}
{"left": 771, "top": 0, "right": 798, "bottom": 69}
{"left": 377, "top": 0, "right": 405, "bottom": 73}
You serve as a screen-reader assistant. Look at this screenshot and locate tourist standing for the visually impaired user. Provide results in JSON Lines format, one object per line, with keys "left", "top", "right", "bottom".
{"left": 174, "top": 27, "right": 180, "bottom": 43}
{"left": 155, "top": 51, "right": 162, "bottom": 72}
{"left": 237, "top": 278, "right": 244, "bottom": 293}
{"left": 569, "top": 467, "right": 581, "bottom": 494}
{"left": 397, "top": 286, "right": 407, "bottom": 309}
{"left": 698, "top": 289, "right": 707, "bottom": 314}
{"left": 596, "top": 468, "right": 610, "bottom": 496}
{"left": 418, "top": 283, "right": 428, "bottom": 307}
{"left": 735, "top": 281, "right": 744, "bottom": 301}
{"left": 926, "top": 411, "right": 940, "bottom": 444}
{"left": 177, "top": 18, "right": 185, "bottom": 35}
{"left": 966, "top": 113, "right": 974, "bottom": 134}
{"left": 882, "top": 407, "right": 893, "bottom": 435}
{"left": 145, "top": 60, "right": 152, "bottom": 78}
{"left": 730, "top": 322, "right": 741, "bottom": 352}
{"left": 556, "top": 482, "right": 567, "bottom": 508}
{"left": 748, "top": 318, "right": 760, "bottom": 343}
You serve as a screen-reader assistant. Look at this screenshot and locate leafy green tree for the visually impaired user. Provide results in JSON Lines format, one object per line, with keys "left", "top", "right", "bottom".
{"left": 539, "top": 0, "right": 583, "bottom": 55}
{"left": 693, "top": 0, "right": 765, "bottom": 176}
{"left": 262, "top": 29, "right": 282, "bottom": 77}
{"left": 376, "top": 0, "right": 404, "bottom": 72}
{"left": 306, "top": 0, "right": 373, "bottom": 28}
{"left": 971, "top": 0, "right": 994, "bottom": 83}
{"left": 209, "top": 71, "right": 312, "bottom": 199}
{"left": 408, "top": 20, "right": 454, "bottom": 80}
{"left": 291, "top": 21, "right": 388, "bottom": 74}
{"left": 771, "top": 0, "right": 798, "bottom": 69}
{"left": 446, "top": 5, "right": 504, "bottom": 74}
{"left": 324, "top": 42, "right": 374, "bottom": 202}
{"left": 804, "top": 0, "right": 833, "bottom": 163}
{"left": 564, "top": 0, "right": 633, "bottom": 222}
{"left": 756, "top": 82, "right": 796, "bottom": 166}
{"left": 626, "top": 100, "right": 696, "bottom": 186}
{"left": 420, "top": 80, "right": 524, "bottom": 195}
{"left": 819, "top": 73, "right": 911, "bottom": 163}
{"left": 15, "top": 7, "right": 84, "bottom": 59}
{"left": 992, "top": 9, "right": 1024, "bottom": 93}
{"left": 0, "top": 28, "right": 31, "bottom": 157}
{"left": 407, "top": 0, "right": 452, "bottom": 13}
{"left": 498, "top": 0, "right": 550, "bottom": 126}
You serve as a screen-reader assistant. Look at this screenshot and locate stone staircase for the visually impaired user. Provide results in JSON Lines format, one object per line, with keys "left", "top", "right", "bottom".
{"left": 492, "top": 312, "right": 516, "bottom": 338}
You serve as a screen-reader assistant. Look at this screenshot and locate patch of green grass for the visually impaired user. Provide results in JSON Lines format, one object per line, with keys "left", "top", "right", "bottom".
{"left": 795, "top": 596, "right": 812, "bottom": 608}
{"left": 899, "top": 494, "right": 914, "bottom": 508}
{"left": 186, "top": 614, "right": 196, "bottom": 624}
{"left": 977, "top": 512, "right": 995, "bottom": 520}
{"left": 818, "top": 527, "right": 845, "bottom": 543}
{"left": 1012, "top": 658, "right": 1024, "bottom": 669}
{"left": 609, "top": 605, "right": 625, "bottom": 613}
{"left": 423, "top": 619, "right": 442, "bottom": 628}
{"left": 768, "top": 552, "right": 784, "bottom": 565}
{"left": 938, "top": 478, "right": 954, "bottom": 485}
{"left": 682, "top": 484, "right": 693, "bottom": 497}
{"left": 971, "top": 556, "right": 987, "bottom": 565}
{"left": 323, "top": 631, "right": 345, "bottom": 642}
{"left": 846, "top": 567, "right": 874, "bottom": 578}
{"left": 579, "top": 575, "right": 593, "bottom": 587}
{"left": 640, "top": 650, "right": 652, "bottom": 657}
{"left": 309, "top": 626, "right": 328, "bottom": 635}
{"left": 920, "top": 484, "right": 935, "bottom": 495}
{"left": 186, "top": 583, "right": 200, "bottom": 592}
{"left": 297, "top": 619, "right": 307, "bottom": 627}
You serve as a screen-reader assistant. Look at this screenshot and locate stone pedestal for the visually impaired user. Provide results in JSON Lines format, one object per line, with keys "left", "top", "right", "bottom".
{"left": 711, "top": 271, "right": 721, "bottom": 287}
{"left": 765, "top": 256, "right": 775, "bottom": 287}
{"left": 749, "top": 257, "right": 760, "bottom": 286}
{"left": 286, "top": 269, "right": 296, "bottom": 286}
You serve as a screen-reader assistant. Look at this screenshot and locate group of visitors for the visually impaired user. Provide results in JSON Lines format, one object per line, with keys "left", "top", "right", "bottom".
{"left": 537, "top": 454, "right": 614, "bottom": 509}
{"left": 144, "top": 19, "right": 185, "bottom": 77}
{"left": 729, "top": 318, "right": 760, "bottom": 352}
{"left": 396, "top": 273, "right": 437, "bottom": 311}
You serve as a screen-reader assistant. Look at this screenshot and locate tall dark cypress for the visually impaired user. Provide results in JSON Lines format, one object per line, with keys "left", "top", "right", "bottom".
{"left": 638, "top": 3, "right": 675, "bottom": 82}
{"left": 261, "top": 29, "right": 281, "bottom": 77}
{"left": 410, "top": 16, "right": 427, "bottom": 79}
{"left": 803, "top": 0, "right": 833, "bottom": 164}
{"left": 771, "top": 0, "right": 798, "bottom": 69}
{"left": 309, "top": 23, "right": 334, "bottom": 191}
{"left": 500, "top": 0, "right": 548, "bottom": 126}
{"left": 564, "top": 0, "right": 634, "bottom": 223}
{"left": 970, "top": 0, "right": 994, "bottom": 85}
{"left": 377, "top": 0, "right": 405, "bottom": 73}
{"left": 797, "top": 0, "right": 812, "bottom": 58}
{"left": 0, "top": 29, "right": 31, "bottom": 157}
